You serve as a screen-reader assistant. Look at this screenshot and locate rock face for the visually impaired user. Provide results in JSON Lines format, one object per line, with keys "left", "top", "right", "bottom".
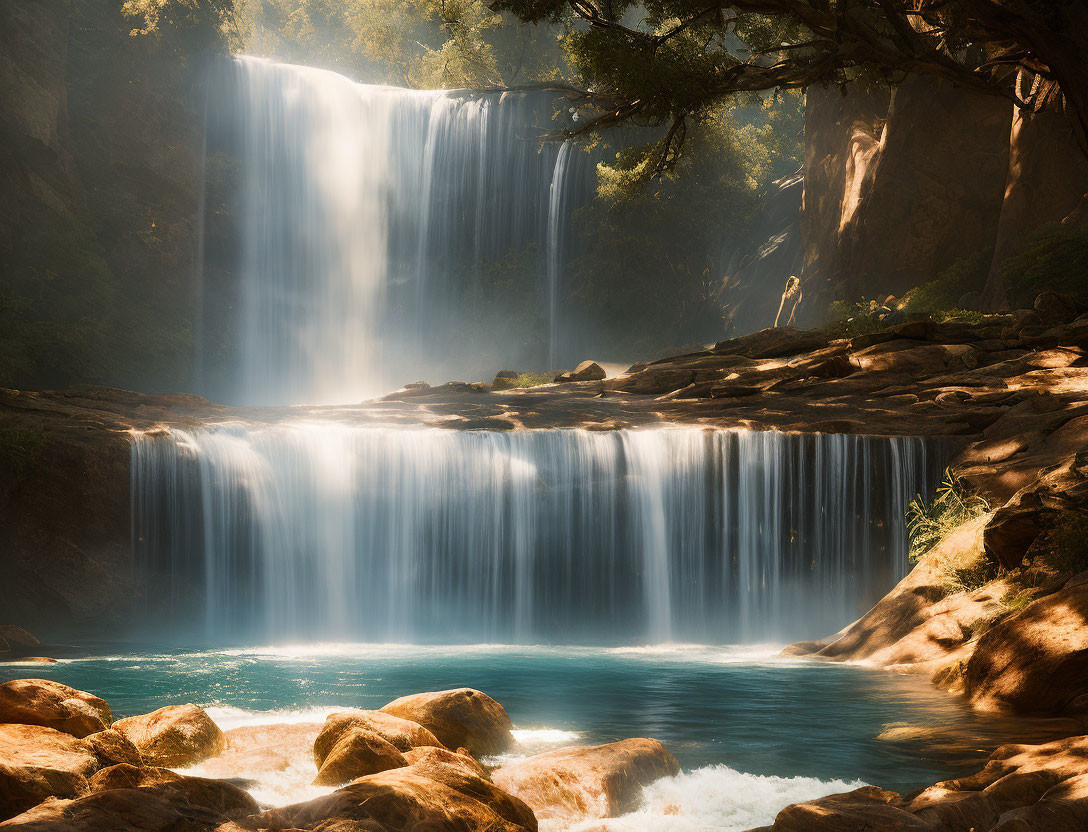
{"left": 0, "top": 723, "right": 98, "bottom": 820}
{"left": 964, "top": 574, "right": 1088, "bottom": 716}
{"left": 380, "top": 688, "right": 514, "bottom": 757}
{"left": 0, "top": 627, "right": 42, "bottom": 661}
{"left": 754, "top": 735, "right": 1088, "bottom": 832}
{"left": 0, "top": 679, "right": 111, "bottom": 738}
{"left": 112, "top": 704, "right": 225, "bottom": 768}
{"left": 491, "top": 739, "right": 680, "bottom": 825}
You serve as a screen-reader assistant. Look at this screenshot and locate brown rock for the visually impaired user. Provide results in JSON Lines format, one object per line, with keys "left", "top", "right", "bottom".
{"left": 314, "top": 711, "right": 442, "bottom": 762}
{"left": 568, "top": 361, "right": 608, "bottom": 382}
{"left": 402, "top": 746, "right": 488, "bottom": 780}
{"left": 491, "top": 738, "right": 680, "bottom": 824}
{"left": 380, "top": 688, "right": 514, "bottom": 757}
{"left": 0, "top": 627, "right": 41, "bottom": 661}
{"left": 312, "top": 728, "right": 407, "bottom": 786}
{"left": 235, "top": 766, "right": 536, "bottom": 832}
{"left": 0, "top": 785, "right": 241, "bottom": 830}
{"left": 0, "top": 723, "right": 98, "bottom": 820}
{"left": 113, "top": 704, "right": 225, "bottom": 767}
{"left": 87, "top": 764, "right": 182, "bottom": 793}
{"left": 0, "top": 679, "right": 111, "bottom": 738}
{"left": 83, "top": 729, "right": 143, "bottom": 768}
{"left": 764, "top": 786, "right": 926, "bottom": 831}
{"left": 964, "top": 576, "right": 1088, "bottom": 715}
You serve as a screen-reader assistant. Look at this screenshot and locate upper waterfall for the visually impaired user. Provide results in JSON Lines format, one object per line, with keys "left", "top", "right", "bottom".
{"left": 132, "top": 424, "right": 935, "bottom": 645}
{"left": 199, "top": 57, "right": 590, "bottom": 406}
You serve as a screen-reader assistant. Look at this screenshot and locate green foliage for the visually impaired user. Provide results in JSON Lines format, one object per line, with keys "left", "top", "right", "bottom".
{"left": 1000, "top": 225, "right": 1088, "bottom": 309}
{"left": 901, "top": 248, "right": 991, "bottom": 317}
{"left": 907, "top": 469, "right": 990, "bottom": 564}
{"left": 822, "top": 298, "right": 898, "bottom": 338}
{"left": 510, "top": 371, "right": 561, "bottom": 387}
{"left": 1047, "top": 511, "right": 1088, "bottom": 576}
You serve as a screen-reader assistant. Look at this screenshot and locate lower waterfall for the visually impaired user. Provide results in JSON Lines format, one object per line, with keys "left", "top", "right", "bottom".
{"left": 132, "top": 425, "right": 935, "bottom": 644}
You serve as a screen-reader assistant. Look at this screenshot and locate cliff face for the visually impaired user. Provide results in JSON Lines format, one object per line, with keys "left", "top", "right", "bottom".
{"left": 799, "top": 74, "right": 1088, "bottom": 321}
{"left": 0, "top": 0, "right": 226, "bottom": 393}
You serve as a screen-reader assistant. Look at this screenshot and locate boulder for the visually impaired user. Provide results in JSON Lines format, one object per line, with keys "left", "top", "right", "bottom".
{"left": 0, "top": 679, "right": 111, "bottom": 738}
{"left": 312, "top": 727, "right": 407, "bottom": 786}
{"left": 0, "top": 723, "right": 98, "bottom": 820}
{"left": 112, "top": 704, "right": 224, "bottom": 767}
{"left": 0, "top": 786, "right": 239, "bottom": 831}
{"left": 83, "top": 729, "right": 143, "bottom": 768}
{"left": 492, "top": 370, "right": 520, "bottom": 390}
{"left": 964, "top": 575, "right": 1088, "bottom": 715}
{"left": 380, "top": 688, "right": 514, "bottom": 757}
{"left": 761, "top": 786, "right": 927, "bottom": 831}
{"left": 402, "top": 746, "right": 489, "bottom": 780}
{"left": 556, "top": 361, "right": 607, "bottom": 383}
{"left": 314, "top": 711, "right": 442, "bottom": 761}
{"left": 88, "top": 764, "right": 182, "bottom": 793}
{"left": 491, "top": 738, "right": 680, "bottom": 824}
{"left": 235, "top": 765, "right": 536, "bottom": 832}
{"left": 0, "top": 627, "right": 41, "bottom": 661}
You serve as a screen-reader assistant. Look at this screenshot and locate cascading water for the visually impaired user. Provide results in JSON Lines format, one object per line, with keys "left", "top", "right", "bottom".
{"left": 132, "top": 425, "right": 934, "bottom": 645}
{"left": 201, "top": 57, "right": 588, "bottom": 406}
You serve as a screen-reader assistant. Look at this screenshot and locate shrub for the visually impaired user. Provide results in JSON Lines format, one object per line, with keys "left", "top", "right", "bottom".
{"left": 1047, "top": 511, "right": 1088, "bottom": 576}
{"left": 1000, "top": 225, "right": 1088, "bottom": 308}
{"left": 907, "top": 469, "right": 990, "bottom": 563}
{"left": 510, "top": 371, "right": 562, "bottom": 388}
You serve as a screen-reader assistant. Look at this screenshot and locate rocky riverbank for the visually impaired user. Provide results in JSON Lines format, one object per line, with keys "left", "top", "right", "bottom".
{"left": 0, "top": 679, "right": 681, "bottom": 831}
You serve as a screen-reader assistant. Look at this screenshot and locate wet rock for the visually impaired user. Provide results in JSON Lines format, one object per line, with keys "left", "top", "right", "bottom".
{"left": 0, "top": 785, "right": 241, "bottom": 830}
{"left": 87, "top": 764, "right": 183, "bottom": 793}
{"left": 233, "top": 765, "right": 536, "bottom": 832}
{"left": 312, "top": 727, "right": 407, "bottom": 786}
{"left": 556, "top": 361, "right": 607, "bottom": 383}
{"left": 0, "top": 679, "right": 111, "bottom": 738}
{"left": 197, "top": 723, "right": 320, "bottom": 780}
{"left": 964, "top": 575, "right": 1088, "bottom": 715}
{"left": 403, "top": 745, "right": 489, "bottom": 780}
{"left": 0, "top": 723, "right": 98, "bottom": 820}
{"left": 113, "top": 704, "right": 225, "bottom": 767}
{"left": 491, "top": 738, "right": 680, "bottom": 825}
{"left": 315, "top": 711, "right": 442, "bottom": 760}
{"left": 380, "top": 688, "right": 514, "bottom": 757}
{"left": 83, "top": 729, "right": 143, "bottom": 768}
{"left": 761, "top": 786, "right": 926, "bottom": 831}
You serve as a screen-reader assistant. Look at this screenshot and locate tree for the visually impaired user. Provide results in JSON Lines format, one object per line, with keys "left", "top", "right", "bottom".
{"left": 491, "top": 1, "right": 1088, "bottom": 171}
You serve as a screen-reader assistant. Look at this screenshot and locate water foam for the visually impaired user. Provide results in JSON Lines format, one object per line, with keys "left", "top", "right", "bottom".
{"left": 565, "top": 765, "right": 865, "bottom": 832}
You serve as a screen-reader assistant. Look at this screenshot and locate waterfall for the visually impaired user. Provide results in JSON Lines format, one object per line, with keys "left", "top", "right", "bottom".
{"left": 546, "top": 141, "right": 573, "bottom": 369}
{"left": 204, "top": 57, "right": 586, "bottom": 406}
{"left": 132, "top": 425, "right": 934, "bottom": 644}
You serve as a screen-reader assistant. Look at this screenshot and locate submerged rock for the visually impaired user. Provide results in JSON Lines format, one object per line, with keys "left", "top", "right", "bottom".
{"left": 380, "top": 688, "right": 514, "bottom": 757}
{"left": 112, "top": 704, "right": 225, "bottom": 767}
{"left": 0, "top": 679, "right": 112, "bottom": 738}
{"left": 491, "top": 738, "right": 680, "bottom": 825}
{"left": 0, "top": 723, "right": 98, "bottom": 820}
